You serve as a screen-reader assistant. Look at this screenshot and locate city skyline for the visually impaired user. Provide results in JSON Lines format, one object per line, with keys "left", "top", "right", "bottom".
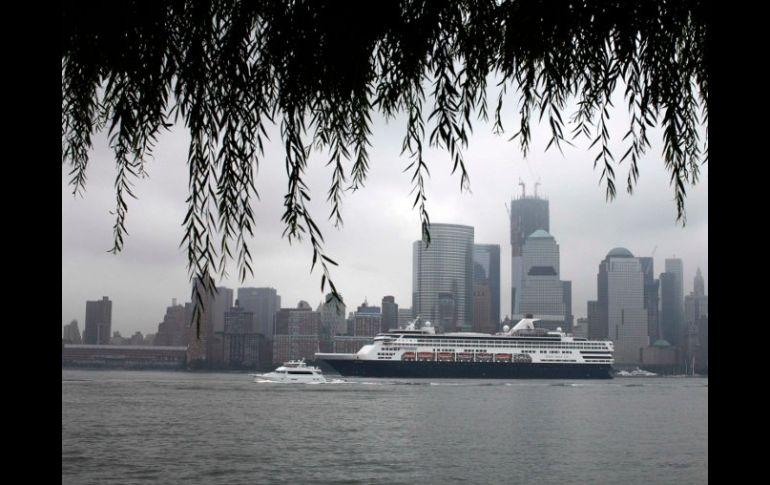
{"left": 62, "top": 102, "right": 707, "bottom": 337}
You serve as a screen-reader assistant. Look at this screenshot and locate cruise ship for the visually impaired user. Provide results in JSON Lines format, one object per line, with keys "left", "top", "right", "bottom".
{"left": 315, "top": 317, "right": 613, "bottom": 379}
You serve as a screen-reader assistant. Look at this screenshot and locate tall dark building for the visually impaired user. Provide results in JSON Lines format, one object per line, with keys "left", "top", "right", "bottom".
{"left": 472, "top": 284, "right": 494, "bottom": 334}
{"left": 84, "top": 296, "right": 112, "bottom": 345}
{"left": 62, "top": 319, "right": 82, "bottom": 344}
{"left": 381, "top": 296, "right": 398, "bottom": 332}
{"left": 509, "top": 192, "right": 549, "bottom": 316}
{"left": 186, "top": 278, "right": 231, "bottom": 365}
{"left": 695, "top": 315, "right": 708, "bottom": 374}
{"left": 272, "top": 302, "right": 321, "bottom": 363}
{"left": 222, "top": 305, "right": 264, "bottom": 369}
{"left": 473, "top": 244, "right": 501, "bottom": 329}
{"left": 319, "top": 293, "right": 347, "bottom": 351}
{"left": 274, "top": 303, "right": 320, "bottom": 336}
{"left": 693, "top": 267, "right": 705, "bottom": 297}
{"left": 587, "top": 300, "right": 602, "bottom": 339}
{"left": 660, "top": 272, "right": 680, "bottom": 346}
{"left": 237, "top": 287, "right": 281, "bottom": 338}
{"left": 154, "top": 298, "right": 190, "bottom": 347}
{"left": 685, "top": 267, "right": 708, "bottom": 325}
{"left": 684, "top": 268, "right": 708, "bottom": 372}
{"left": 561, "top": 280, "right": 573, "bottom": 332}
{"left": 437, "top": 292, "right": 457, "bottom": 331}
{"left": 662, "top": 258, "right": 685, "bottom": 344}
{"left": 208, "top": 287, "right": 233, "bottom": 366}
{"left": 638, "top": 257, "right": 661, "bottom": 342}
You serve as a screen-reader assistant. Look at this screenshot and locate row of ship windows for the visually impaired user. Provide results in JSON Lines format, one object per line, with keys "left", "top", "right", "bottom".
{"left": 424, "top": 349, "right": 575, "bottom": 354}
{"left": 382, "top": 346, "right": 579, "bottom": 353}
{"left": 383, "top": 344, "right": 609, "bottom": 351}
{"left": 388, "top": 342, "right": 607, "bottom": 349}
{"left": 379, "top": 348, "right": 582, "bottom": 356}
{"left": 374, "top": 354, "right": 610, "bottom": 362}
{"left": 540, "top": 359, "right": 612, "bottom": 363}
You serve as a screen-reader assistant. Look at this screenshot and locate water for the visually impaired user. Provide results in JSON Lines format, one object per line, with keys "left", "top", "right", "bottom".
{"left": 62, "top": 370, "right": 707, "bottom": 484}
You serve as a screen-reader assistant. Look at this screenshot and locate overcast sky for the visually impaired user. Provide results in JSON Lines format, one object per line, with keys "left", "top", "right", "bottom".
{"left": 62, "top": 86, "right": 707, "bottom": 337}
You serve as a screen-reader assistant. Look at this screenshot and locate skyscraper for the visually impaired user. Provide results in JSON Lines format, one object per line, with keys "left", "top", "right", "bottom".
{"left": 509, "top": 192, "right": 549, "bottom": 316}
{"left": 472, "top": 284, "right": 493, "bottom": 334}
{"left": 659, "top": 273, "right": 678, "bottom": 345}
{"left": 186, "top": 278, "right": 231, "bottom": 365}
{"left": 662, "top": 258, "right": 685, "bottom": 344}
{"left": 207, "top": 286, "right": 233, "bottom": 365}
{"left": 398, "top": 308, "right": 413, "bottom": 326}
{"left": 693, "top": 266, "right": 705, "bottom": 297}
{"left": 222, "top": 304, "right": 263, "bottom": 368}
{"left": 154, "top": 299, "right": 190, "bottom": 347}
{"left": 237, "top": 287, "right": 281, "bottom": 338}
{"left": 381, "top": 296, "right": 399, "bottom": 333}
{"left": 685, "top": 267, "right": 708, "bottom": 324}
{"left": 272, "top": 302, "right": 321, "bottom": 363}
{"left": 473, "top": 244, "right": 501, "bottom": 329}
{"left": 587, "top": 300, "right": 601, "bottom": 339}
{"left": 319, "top": 293, "right": 347, "bottom": 350}
{"left": 595, "top": 248, "right": 650, "bottom": 364}
{"left": 638, "top": 257, "right": 661, "bottom": 342}
{"left": 413, "top": 223, "right": 474, "bottom": 331}
{"left": 84, "top": 296, "right": 112, "bottom": 345}
{"left": 514, "top": 230, "right": 568, "bottom": 330}
{"left": 665, "top": 258, "right": 684, "bottom": 301}
{"left": 684, "top": 267, "right": 708, "bottom": 369}
{"left": 561, "top": 280, "right": 573, "bottom": 332}
{"left": 62, "top": 319, "right": 82, "bottom": 344}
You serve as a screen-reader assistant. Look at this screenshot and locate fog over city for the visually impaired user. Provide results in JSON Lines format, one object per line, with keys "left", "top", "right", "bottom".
{"left": 62, "top": 92, "right": 707, "bottom": 337}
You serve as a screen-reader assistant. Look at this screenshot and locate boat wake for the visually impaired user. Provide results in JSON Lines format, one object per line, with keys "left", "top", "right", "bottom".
{"left": 615, "top": 368, "right": 658, "bottom": 377}
{"left": 252, "top": 377, "right": 352, "bottom": 385}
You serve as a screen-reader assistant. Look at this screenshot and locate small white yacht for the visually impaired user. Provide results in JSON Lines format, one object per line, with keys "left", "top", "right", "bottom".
{"left": 252, "top": 360, "right": 327, "bottom": 384}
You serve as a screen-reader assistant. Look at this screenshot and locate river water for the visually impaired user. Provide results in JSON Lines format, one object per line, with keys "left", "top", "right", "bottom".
{"left": 62, "top": 370, "right": 707, "bottom": 484}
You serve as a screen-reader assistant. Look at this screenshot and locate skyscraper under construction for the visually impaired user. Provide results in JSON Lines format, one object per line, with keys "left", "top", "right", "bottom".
{"left": 509, "top": 182, "right": 549, "bottom": 317}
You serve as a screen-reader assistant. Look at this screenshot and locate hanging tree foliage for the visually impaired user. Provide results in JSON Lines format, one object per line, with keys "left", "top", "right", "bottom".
{"left": 62, "top": 0, "right": 708, "bottom": 327}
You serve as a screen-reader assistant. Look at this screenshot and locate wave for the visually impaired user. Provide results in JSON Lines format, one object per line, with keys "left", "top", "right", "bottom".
{"left": 252, "top": 378, "right": 353, "bottom": 385}
{"left": 615, "top": 368, "right": 658, "bottom": 377}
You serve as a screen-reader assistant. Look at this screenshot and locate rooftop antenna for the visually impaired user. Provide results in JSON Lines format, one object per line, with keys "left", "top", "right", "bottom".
{"left": 518, "top": 178, "right": 526, "bottom": 198}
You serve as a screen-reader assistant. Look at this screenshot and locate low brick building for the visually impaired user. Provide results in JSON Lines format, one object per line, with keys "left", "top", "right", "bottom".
{"left": 62, "top": 344, "right": 187, "bottom": 369}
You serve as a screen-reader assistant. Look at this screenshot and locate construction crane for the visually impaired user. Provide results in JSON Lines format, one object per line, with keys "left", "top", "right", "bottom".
{"left": 518, "top": 178, "right": 526, "bottom": 198}
{"left": 534, "top": 179, "right": 541, "bottom": 198}
{"left": 651, "top": 245, "right": 657, "bottom": 257}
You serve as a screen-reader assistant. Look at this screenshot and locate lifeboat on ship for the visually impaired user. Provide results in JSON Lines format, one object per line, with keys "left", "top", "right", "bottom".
{"left": 417, "top": 352, "right": 435, "bottom": 361}
{"left": 401, "top": 352, "right": 416, "bottom": 361}
{"left": 437, "top": 352, "right": 455, "bottom": 362}
{"left": 475, "top": 353, "right": 493, "bottom": 362}
{"left": 494, "top": 353, "right": 513, "bottom": 362}
{"left": 456, "top": 352, "right": 474, "bottom": 361}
